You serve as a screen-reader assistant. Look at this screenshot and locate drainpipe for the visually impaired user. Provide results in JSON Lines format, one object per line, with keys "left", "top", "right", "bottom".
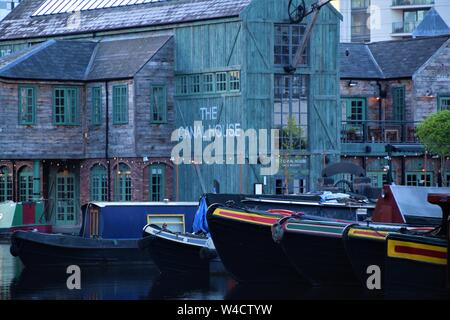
{"left": 376, "top": 81, "right": 383, "bottom": 121}
{"left": 105, "top": 81, "right": 111, "bottom": 201}
{"left": 12, "top": 160, "right": 16, "bottom": 202}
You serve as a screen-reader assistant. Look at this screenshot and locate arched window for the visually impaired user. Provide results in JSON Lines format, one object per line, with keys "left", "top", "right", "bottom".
{"left": 115, "top": 163, "right": 131, "bottom": 202}
{"left": 90, "top": 165, "right": 107, "bottom": 202}
{"left": 0, "top": 166, "right": 12, "bottom": 202}
{"left": 18, "top": 166, "right": 33, "bottom": 202}
{"left": 149, "top": 164, "right": 165, "bottom": 202}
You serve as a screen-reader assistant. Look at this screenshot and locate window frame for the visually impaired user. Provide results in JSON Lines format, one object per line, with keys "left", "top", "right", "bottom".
{"left": 91, "top": 86, "right": 102, "bottom": 126}
{"left": 112, "top": 84, "right": 129, "bottom": 125}
{"left": 18, "top": 85, "right": 36, "bottom": 125}
{"left": 228, "top": 71, "right": 241, "bottom": 92}
{"left": 406, "top": 172, "right": 433, "bottom": 187}
{"left": 115, "top": 163, "right": 132, "bottom": 202}
{"left": 203, "top": 73, "right": 215, "bottom": 93}
{"left": 392, "top": 86, "right": 405, "bottom": 121}
{"left": 0, "top": 166, "right": 13, "bottom": 203}
{"left": 150, "top": 84, "right": 168, "bottom": 124}
{"left": 149, "top": 164, "right": 165, "bottom": 202}
{"left": 216, "top": 72, "right": 228, "bottom": 93}
{"left": 90, "top": 165, "right": 108, "bottom": 202}
{"left": 438, "top": 95, "right": 450, "bottom": 111}
{"left": 53, "top": 86, "right": 79, "bottom": 126}
{"left": 274, "top": 23, "right": 308, "bottom": 67}
{"left": 18, "top": 166, "right": 33, "bottom": 202}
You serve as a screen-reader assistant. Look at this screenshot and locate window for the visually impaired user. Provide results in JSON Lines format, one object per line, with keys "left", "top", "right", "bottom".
{"left": 403, "top": 9, "right": 428, "bottom": 32}
{"left": 151, "top": 85, "right": 167, "bottom": 123}
{"left": 18, "top": 167, "right": 33, "bottom": 202}
{"left": 190, "top": 75, "right": 201, "bottom": 94}
{"left": 176, "top": 76, "right": 188, "bottom": 95}
{"left": 392, "top": 86, "right": 405, "bottom": 121}
{"left": 115, "top": 163, "right": 131, "bottom": 201}
{"left": 90, "top": 165, "right": 107, "bottom": 202}
{"left": 0, "top": 166, "right": 12, "bottom": 203}
{"left": 438, "top": 96, "right": 450, "bottom": 111}
{"left": 112, "top": 85, "right": 128, "bottom": 124}
{"left": 150, "top": 165, "right": 165, "bottom": 202}
{"left": 147, "top": 214, "right": 185, "bottom": 233}
{"left": 229, "top": 71, "right": 240, "bottom": 92}
{"left": 54, "top": 87, "right": 79, "bottom": 125}
{"left": 367, "top": 172, "right": 388, "bottom": 188}
{"left": 274, "top": 24, "right": 307, "bottom": 66}
{"left": 345, "top": 98, "right": 366, "bottom": 121}
{"left": 56, "top": 171, "right": 76, "bottom": 225}
{"left": 203, "top": 74, "right": 214, "bottom": 93}
{"left": 275, "top": 177, "right": 307, "bottom": 194}
{"left": 406, "top": 172, "right": 432, "bottom": 187}
{"left": 351, "top": 0, "right": 370, "bottom": 42}
{"left": 19, "top": 86, "right": 36, "bottom": 125}
{"left": 216, "top": 72, "right": 227, "bottom": 92}
{"left": 91, "top": 87, "right": 102, "bottom": 126}
{"left": 274, "top": 74, "right": 308, "bottom": 150}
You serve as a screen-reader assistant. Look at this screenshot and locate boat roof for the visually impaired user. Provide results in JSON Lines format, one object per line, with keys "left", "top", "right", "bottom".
{"left": 391, "top": 185, "right": 450, "bottom": 219}
{"left": 86, "top": 201, "right": 199, "bottom": 208}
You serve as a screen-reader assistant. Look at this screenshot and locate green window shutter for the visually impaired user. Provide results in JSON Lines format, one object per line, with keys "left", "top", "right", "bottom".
{"left": 91, "top": 87, "right": 102, "bottom": 126}
{"left": 18, "top": 167, "right": 33, "bottom": 202}
{"left": 0, "top": 166, "right": 13, "bottom": 202}
{"left": 115, "top": 163, "right": 131, "bottom": 201}
{"left": 90, "top": 165, "right": 107, "bottom": 202}
{"left": 438, "top": 96, "right": 450, "bottom": 111}
{"left": 392, "top": 86, "right": 405, "bottom": 121}
{"left": 113, "top": 85, "right": 128, "bottom": 124}
{"left": 150, "top": 165, "right": 165, "bottom": 202}
{"left": 18, "top": 86, "right": 36, "bottom": 125}
{"left": 151, "top": 85, "right": 167, "bottom": 124}
{"left": 53, "top": 87, "right": 79, "bottom": 125}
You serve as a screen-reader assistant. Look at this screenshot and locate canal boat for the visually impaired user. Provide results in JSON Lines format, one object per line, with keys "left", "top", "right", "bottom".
{"left": 206, "top": 201, "right": 320, "bottom": 284}
{"left": 272, "top": 217, "right": 358, "bottom": 286}
{"left": 384, "top": 193, "right": 450, "bottom": 293}
{"left": 138, "top": 196, "right": 217, "bottom": 275}
{"left": 10, "top": 201, "right": 198, "bottom": 268}
{"left": 0, "top": 201, "right": 51, "bottom": 240}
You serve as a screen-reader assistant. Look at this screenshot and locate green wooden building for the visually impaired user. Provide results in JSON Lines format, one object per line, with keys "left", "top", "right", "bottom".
{"left": 0, "top": 0, "right": 342, "bottom": 224}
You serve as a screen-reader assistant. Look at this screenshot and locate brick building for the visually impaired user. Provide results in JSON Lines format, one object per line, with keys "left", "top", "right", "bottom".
{"left": 340, "top": 36, "right": 450, "bottom": 188}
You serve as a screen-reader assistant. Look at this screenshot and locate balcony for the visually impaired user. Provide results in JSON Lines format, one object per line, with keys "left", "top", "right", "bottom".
{"left": 341, "top": 120, "right": 420, "bottom": 144}
{"left": 392, "top": 0, "right": 434, "bottom": 8}
{"left": 392, "top": 21, "right": 420, "bottom": 34}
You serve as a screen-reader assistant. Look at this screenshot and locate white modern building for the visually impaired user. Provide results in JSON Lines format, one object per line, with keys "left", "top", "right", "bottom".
{"left": 333, "top": 0, "right": 450, "bottom": 42}
{"left": 0, "top": 0, "right": 20, "bottom": 21}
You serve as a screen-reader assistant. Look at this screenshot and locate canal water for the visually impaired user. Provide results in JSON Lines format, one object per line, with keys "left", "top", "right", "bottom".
{"left": 0, "top": 243, "right": 447, "bottom": 300}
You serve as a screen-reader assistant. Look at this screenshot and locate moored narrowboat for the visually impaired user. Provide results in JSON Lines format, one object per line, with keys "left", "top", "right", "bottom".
{"left": 10, "top": 201, "right": 198, "bottom": 268}
{"left": 0, "top": 202, "right": 51, "bottom": 240}
{"left": 206, "top": 203, "right": 306, "bottom": 283}
{"left": 272, "top": 218, "right": 358, "bottom": 286}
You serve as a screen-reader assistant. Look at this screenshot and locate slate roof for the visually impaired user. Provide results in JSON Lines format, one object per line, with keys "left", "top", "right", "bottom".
{"left": 340, "top": 36, "right": 450, "bottom": 79}
{"left": 0, "top": 0, "right": 252, "bottom": 41}
{"left": 0, "top": 35, "right": 172, "bottom": 81}
{"left": 412, "top": 8, "right": 450, "bottom": 38}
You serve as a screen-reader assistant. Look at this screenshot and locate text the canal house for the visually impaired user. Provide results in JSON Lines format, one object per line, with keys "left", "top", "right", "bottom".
{"left": 0, "top": 0, "right": 342, "bottom": 228}
{"left": 340, "top": 36, "right": 450, "bottom": 188}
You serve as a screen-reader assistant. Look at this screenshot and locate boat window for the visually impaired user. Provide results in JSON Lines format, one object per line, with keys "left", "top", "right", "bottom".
{"left": 147, "top": 214, "right": 185, "bottom": 233}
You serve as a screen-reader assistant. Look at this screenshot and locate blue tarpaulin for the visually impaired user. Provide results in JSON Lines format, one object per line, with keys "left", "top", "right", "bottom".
{"left": 192, "top": 196, "right": 209, "bottom": 235}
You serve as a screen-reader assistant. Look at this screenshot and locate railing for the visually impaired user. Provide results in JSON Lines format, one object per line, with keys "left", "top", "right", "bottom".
{"left": 341, "top": 120, "right": 420, "bottom": 144}
{"left": 392, "top": 21, "right": 419, "bottom": 34}
{"left": 392, "top": 0, "right": 434, "bottom": 6}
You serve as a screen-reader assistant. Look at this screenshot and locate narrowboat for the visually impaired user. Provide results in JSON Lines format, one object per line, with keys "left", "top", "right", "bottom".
{"left": 344, "top": 189, "right": 448, "bottom": 290}
{"left": 139, "top": 196, "right": 217, "bottom": 275}
{"left": 384, "top": 193, "right": 449, "bottom": 293}
{"left": 10, "top": 201, "right": 198, "bottom": 268}
{"left": 206, "top": 201, "right": 311, "bottom": 284}
{"left": 0, "top": 201, "right": 51, "bottom": 240}
{"left": 272, "top": 217, "right": 358, "bottom": 286}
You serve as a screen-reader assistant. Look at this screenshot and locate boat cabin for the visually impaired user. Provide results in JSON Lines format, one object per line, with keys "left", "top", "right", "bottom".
{"left": 80, "top": 202, "right": 199, "bottom": 239}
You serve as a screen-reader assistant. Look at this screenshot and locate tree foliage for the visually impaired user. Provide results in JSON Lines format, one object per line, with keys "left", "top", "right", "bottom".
{"left": 416, "top": 110, "right": 450, "bottom": 157}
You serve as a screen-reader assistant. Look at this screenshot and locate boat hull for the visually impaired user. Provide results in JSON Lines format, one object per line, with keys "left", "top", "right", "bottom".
{"left": 139, "top": 226, "right": 213, "bottom": 275}
{"left": 277, "top": 220, "right": 359, "bottom": 286}
{"left": 385, "top": 233, "right": 448, "bottom": 293}
{"left": 10, "top": 231, "right": 152, "bottom": 268}
{"left": 207, "top": 207, "right": 305, "bottom": 283}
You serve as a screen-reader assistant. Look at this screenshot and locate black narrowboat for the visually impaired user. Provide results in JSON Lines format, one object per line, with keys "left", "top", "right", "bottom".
{"left": 384, "top": 193, "right": 450, "bottom": 294}
{"left": 272, "top": 218, "right": 359, "bottom": 286}
{"left": 10, "top": 201, "right": 198, "bottom": 268}
{"left": 206, "top": 203, "right": 306, "bottom": 283}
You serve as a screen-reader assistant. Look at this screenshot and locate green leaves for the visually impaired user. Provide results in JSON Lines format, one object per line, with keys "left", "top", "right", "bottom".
{"left": 416, "top": 110, "right": 450, "bottom": 158}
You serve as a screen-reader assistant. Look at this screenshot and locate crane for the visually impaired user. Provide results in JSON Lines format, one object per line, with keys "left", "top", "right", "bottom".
{"left": 285, "top": 0, "right": 334, "bottom": 73}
